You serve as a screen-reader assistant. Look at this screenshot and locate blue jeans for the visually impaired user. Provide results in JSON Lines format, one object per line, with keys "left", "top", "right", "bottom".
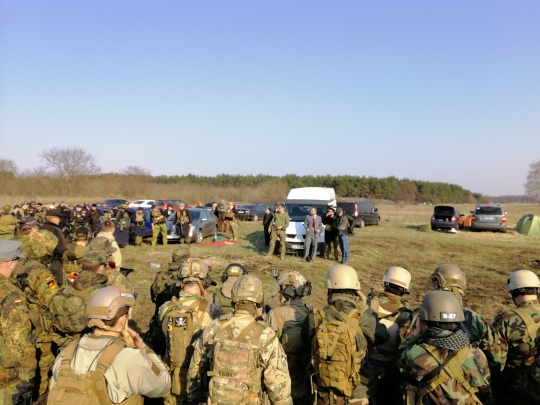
{"left": 338, "top": 235, "right": 349, "bottom": 262}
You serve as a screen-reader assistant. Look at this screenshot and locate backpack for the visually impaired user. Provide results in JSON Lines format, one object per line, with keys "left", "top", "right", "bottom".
{"left": 50, "top": 285, "right": 104, "bottom": 335}
{"left": 277, "top": 305, "right": 307, "bottom": 354}
{"left": 47, "top": 338, "right": 143, "bottom": 405}
{"left": 161, "top": 296, "right": 210, "bottom": 396}
{"left": 213, "top": 287, "right": 233, "bottom": 314}
{"left": 207, "top": 318, "right": 265, "bottom": 405}
{"left": 510, "top": 305, "right": 540, "bottom": 385}
{"left": 312, "top": 306, "right": 366, "bottom": 397}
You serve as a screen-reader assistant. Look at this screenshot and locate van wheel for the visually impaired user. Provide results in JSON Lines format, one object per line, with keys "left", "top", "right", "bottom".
{"left": 252, "top": 215, "right": 258, "bottom": 222}
{"left": 357, "top": 219, "right": 365, "bottom": 228}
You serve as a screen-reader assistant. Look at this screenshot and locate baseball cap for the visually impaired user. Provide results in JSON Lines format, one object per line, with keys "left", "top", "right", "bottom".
{"left": 336, "top": 207, "right": 343, "bottom": 213}
{"left": 45, "top": 209, "right": 62, "bottom": 217}
{"left": 75, "top": 227, "right": 90, "bottom": 237}
{"left": 21, "top": 216, "right": 42, "bottom": 227}
{"left": 0, "top": 240, "right": 25, "bottom": 261}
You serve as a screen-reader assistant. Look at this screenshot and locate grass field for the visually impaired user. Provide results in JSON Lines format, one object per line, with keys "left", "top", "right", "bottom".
{"left": 119, "top": 203, "right": 540, "bottom": 333}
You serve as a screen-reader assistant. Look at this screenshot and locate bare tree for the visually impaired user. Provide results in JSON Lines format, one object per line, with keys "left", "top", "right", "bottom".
{"left": 120, "top": 165, "right": 151, "bottom": 176}
{"left": 0, "top": 159, "right": 18, "bottom": 176}
{"left": 524, "top": 160, "right": 540, "bottom": 202}
{"left": 39, "top": 147, "right": 101, "bottom": 195}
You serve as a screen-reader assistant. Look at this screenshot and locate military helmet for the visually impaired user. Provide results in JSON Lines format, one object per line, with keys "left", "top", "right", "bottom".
{"left": 27, "top": 229, "right": 58, "bottom": 259}
{"left": 418, "top": 290, "right": 465, "bottom": 323}
{"left": 231, "top": 274, "right": 264, "bottom": 304}
{"left": 277, "top": 271, "right": 311, "bottom": 297}
{"left": 382, "top": 266, "right": 412, "bottom": 293}
{"left": 179, "top": 258, "right": 210, "bottom": 281}
{"left": 172, "top": 245, "right": 191, "bottom": 262}
{"left": 506, "top": 270, "right": 540, "bottom": 292}
{"left": 431, "top": 264, "right": 466, "bottom": 291}
{"left": 223, "top": 262, "right": 248, "bottom": 282}
{"left": 325, "top": 264, "right": 361, "bottom": 290}
{"left": 86, "top": 286, "right": 135, "bottom": 321}
{"left": 88, "top": 236, "right": 117, "bottom": 256}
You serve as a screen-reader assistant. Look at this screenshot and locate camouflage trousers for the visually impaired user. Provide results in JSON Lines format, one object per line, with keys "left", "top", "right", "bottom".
{"left": 152, "top": 223, "right": 168, "bottom": 246}
{"left": 493, "top": 367, "right": 540, "bottom": 405}
{"left": 0, "top": 381, "right": 18, "bottom": 405}
{"left": 228, "top": 221, "right": 238, "bottom": 241}
{"left": 323, "top": 240, "right": 340, "bottom": 260}
{"left": 36, "top": 341, "right": 55, "bottom": 396}
{"left": 267, "top": 229, "right": 286, "bottom": 259}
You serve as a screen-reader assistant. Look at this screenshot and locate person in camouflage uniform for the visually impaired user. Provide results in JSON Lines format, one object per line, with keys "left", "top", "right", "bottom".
{"left": 302, "top": 264, "right": 389, "bottom": 405}
{"left": 368, "top": 266, "right": 414, "bottom": 404}
{"left": 187, "top": 274, "right": 292, "bottom": 405}
{"left": 400, "top": 290, "right": 491, "bottom": 405}
{"left": 159, "top": 258, "right": 223, "bottom": 405}
{"left": 491, "top": 269, "right": 540, "bottom": 405}
{"left": 62, "top": 226, "right": 89, "bottom": 276}
{"left": 399, "top": 264, "right": 501, "bottom": 373}
{"left": 145, "top": 245, "right": 191, "bottom": 353}
{"left": 151, "top": 204, "right": 168, "bottom": 246}
{"left": 14, "top": 229, "right": 59, "bottom": 397}
{"left": 0, "top": 241, "right": 36, "bottom": 405}
{"left": 17, "top": 217, "right": 41, "bottom": 254}
{"left": 0, "top": 214, "right": 18, "bottom": 241}
{"left": 174, "top": 203, "right": 193, "bottom": 244}
{"left": 222, "top": 202, "right": 238, "bottom": 241}
{"left": 267, "top": 271, "right": 312, "bottom": 405}
{"left": 212, "top": 262, "right": 248, "bottom": 314}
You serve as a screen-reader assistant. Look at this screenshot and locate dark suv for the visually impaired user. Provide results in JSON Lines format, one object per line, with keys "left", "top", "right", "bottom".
{"left": 336, "top": 201, "right": 380, "bottom": 227}
{"left": 471, "top": 204, "right": 507, "bottom": 233}
{"left": 431, "top": 206, "right": 462, "bottom": 231}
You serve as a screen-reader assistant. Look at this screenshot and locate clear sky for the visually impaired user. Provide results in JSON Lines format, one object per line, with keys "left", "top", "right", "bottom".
{"left": 1, "top": 1, "right": 538, "bottom": 196}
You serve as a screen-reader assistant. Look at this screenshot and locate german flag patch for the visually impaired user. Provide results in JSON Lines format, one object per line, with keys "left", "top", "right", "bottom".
{"left": 47, "top": 280, "right": 57, "bottom": 289}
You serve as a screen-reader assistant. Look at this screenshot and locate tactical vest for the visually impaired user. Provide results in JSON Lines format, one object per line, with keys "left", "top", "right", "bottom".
{"left": 207, "top": 315, "right": 265, "bottom": 405}
{"left": 151, "top": 210, "right": 165, "bottom": 224}
{"left": 312, "top": 306, "right": 366, "bottom": 397}
{"left": 161, "top": 295, "right": 210, "bottom": 396}
{"left": 374, "top": 300, "right": 411, "bottom": 355}
{"left": 405, "top": 345, "right": 483, "bottom": 405}
{"left": 47, "top": 338, "right": 143, "bottom": 405}
{"left": 176, "top": 210, "right": 189, "bottom": 225}
{"left": 509, "top": 305, "right": 540, "bottom": 384}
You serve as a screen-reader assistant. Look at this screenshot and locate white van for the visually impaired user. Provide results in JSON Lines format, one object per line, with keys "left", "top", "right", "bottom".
{"left": 284, "top": 187, "right": 336, "bottom": 254}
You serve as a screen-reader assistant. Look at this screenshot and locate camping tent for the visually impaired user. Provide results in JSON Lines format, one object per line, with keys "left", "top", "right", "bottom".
{"left": 516, "top": 214, "right": 540, "bottom": 236}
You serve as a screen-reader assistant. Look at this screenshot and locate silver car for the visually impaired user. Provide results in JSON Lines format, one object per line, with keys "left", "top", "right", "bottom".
{"left": 470, "top": 204, "right": 507, "bottom": 233}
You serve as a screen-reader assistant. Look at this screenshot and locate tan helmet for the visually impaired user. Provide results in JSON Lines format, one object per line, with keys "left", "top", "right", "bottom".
{"left": 178, "top": 258, "right": 215, "bottom": 290}
{"left": 277, "top": 271, "right": 311, "bottom": 297}
{"left": 431, "top": 264, "right": 466, "bottom": 291}
{"left": 507, "top": 270, "right": 540, "bottom": 292}
{"left": 382, "top": 266, "right": 412, "bottom": 293}
{"left": 418, "top": 290, "right": 465, "bottom": 323}
{"left": 222, "top": 262, "right": 248, "bottom": 282}
{"left": 231, "top": 274, "right": 264, "bottom": 304}
{"left": 325, "top": 264, "right": 361, "bottom": 290}
{"left": 86, "top": 286, "right": 135, "bottom": 329}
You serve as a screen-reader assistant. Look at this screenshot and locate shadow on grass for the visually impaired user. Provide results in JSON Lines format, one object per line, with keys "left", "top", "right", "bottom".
{"left": 243, "top": 231, "right": 268, "bottom": 254}
{"left": 406, "top": 225, "right": 421, "bottom": 230}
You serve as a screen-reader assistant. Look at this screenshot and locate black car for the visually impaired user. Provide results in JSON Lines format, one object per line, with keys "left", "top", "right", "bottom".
{"left": 96, "top": 198, "right": 130, "bottom": 210}
{"left": 431, "top": 206, "right": 463, "bottom": 231}
{"left": 336, "top": 201, "right": 380, "bottom": 227}
{"left": 236, "top": 204, "right": 267, "bottom": 221}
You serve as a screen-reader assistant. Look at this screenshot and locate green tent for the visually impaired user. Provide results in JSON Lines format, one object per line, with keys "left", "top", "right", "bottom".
{"left": 516, "top": 214, "right": 540, "bottom": 236}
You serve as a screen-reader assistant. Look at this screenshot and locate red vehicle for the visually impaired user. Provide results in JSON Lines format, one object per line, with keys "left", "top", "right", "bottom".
{"left": 154, "top": 199, "right": 190, "bottom": 210}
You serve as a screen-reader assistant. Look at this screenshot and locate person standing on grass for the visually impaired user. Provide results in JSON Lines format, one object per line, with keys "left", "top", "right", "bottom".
{"left": 267, "top": 204, "right": 289, "bottom": 260}
{"left": 333, "top": 207, "right": 351, "bottom": 265}
{"left": 151, "top": 204, "right": 168, "bottom": 246}
{"left": 263, "top": 206, "right": 274, "bottom": 246}
{"left": 322, "top": 206, "right": 339, "bottom": 261}
{"left": 303, "top": 207, "right": 322, "bottom": 262}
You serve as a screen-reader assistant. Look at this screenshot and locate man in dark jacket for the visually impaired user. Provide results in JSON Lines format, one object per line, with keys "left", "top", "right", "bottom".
{"left": 42, "top": 209, "right": 68, "bottom": 285}
{"left": 89, "top": 204, "right": 101, "bottom": 237}
{"left": 302, "top": 264, "right": 389, "bottom": 405}
{"left": 333, "top": 207, "right": 354, "bottom": 265}
{"left": 322, "top": 207, "right": 339, "bottom": 261}
{"left": 262, "top": 207, "right": 274, "bottom": 246}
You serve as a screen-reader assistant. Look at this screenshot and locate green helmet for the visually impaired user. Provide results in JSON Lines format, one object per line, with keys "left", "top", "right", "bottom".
{"left": 325, "top": 264, "right": 360, "bottom": 290}
{"left": 277, "top": 271, "right": 311, "bottom": 297}
{"left": 88, "top": 236, "right": 117, "bottom": 256}
{"left": 418, "top": 290, "right": 465, "bottom": 323}
{"left": 222, "top": 263, "right": 248, "bottom": 282}
{"left": 507, "top": 270, "right": 540, "bottom": 292}
{"left": 431, "top": 264, "right": 466, "bottom": 291}
{"left": 231, "top": 275, "right": 264, "bottom": 304}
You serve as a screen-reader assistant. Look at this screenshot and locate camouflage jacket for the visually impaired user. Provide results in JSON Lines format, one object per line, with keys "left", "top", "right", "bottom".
{"left": 400, "top": 306, "right": 502, "bottom": 371}
{"left": 150, "top": 262, "right": 181, "bottom": 310}
{"left": 62, "top": 241, "right": 86, "bottom": 274}
{"left": 0, "top": 274, "right": 36, "bottom": 387}
{"left": 401, "top": 338, "right": 491, "bottom": 405}
{"left": 492, "top": 300, "right": 540, "bottom": 369}
{"left": 14, "top": 258, "right": 59, "bottom": 338}
{"left": 187, "top": 310, "right": 293, "bottom": 405}
{"left": 102, "top": 267, "right": 134, "bottom": 293}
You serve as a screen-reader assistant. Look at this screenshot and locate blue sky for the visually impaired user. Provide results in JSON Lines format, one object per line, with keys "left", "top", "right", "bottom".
{"left": 1, "top": 1, "right": 539, "bottom": 196}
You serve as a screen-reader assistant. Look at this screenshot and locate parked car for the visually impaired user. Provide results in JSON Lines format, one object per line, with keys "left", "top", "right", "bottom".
{"left": 96, "top": 198, "right": 130, "bottom": 210}
{"left": 128, "top": 200, "right": 155, "bottom": 209}
{"left": 470, "top": 204, "right": 507, "bottom": 233}
{"left": 430, "top": 206, "right": 463, "bottom": 231}
{"left": 166, "top": 208, "right": 218, "bottom": 243}
{"left": 236, "top": 204, "right": 267, "bottom": 221}
{"left": 336, "top": 201, "right": 380, "bottom": 227}
{"left": 155, "top": 199, "right": 188, "bottom": 210}
{"left": 204, "top": 202, "right": 222, "bottom": 212}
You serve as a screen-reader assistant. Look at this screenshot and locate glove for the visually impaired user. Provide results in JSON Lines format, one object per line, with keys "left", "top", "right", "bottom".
{"left": 16, "top": 379, "right": 34, "bottom": 399}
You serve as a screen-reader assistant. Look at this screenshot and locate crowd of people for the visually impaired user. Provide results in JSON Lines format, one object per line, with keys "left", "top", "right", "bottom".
{"left": 2, "top": 200, "right": 540, "bottom": 405}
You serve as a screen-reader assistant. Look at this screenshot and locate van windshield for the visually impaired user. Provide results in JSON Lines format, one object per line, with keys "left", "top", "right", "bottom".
{"left": 285, "top": 204, "right": 328, "bottom": 221}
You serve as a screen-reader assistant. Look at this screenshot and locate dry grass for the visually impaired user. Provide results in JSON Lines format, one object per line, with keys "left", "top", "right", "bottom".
{"left": 119, "top": 203, "right": 540, "bottom": 333}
